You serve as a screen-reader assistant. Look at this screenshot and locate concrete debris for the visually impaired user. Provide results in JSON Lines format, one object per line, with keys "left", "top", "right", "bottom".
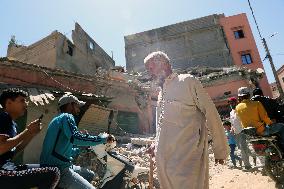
{"left": 130, "top": 138, "right": 155, "bottom": 147}
{"left": 75, "top": 137, "right": 160, "bottom": 189}
{"left": 74, "top": 136, "right": 275, "bottom": 189}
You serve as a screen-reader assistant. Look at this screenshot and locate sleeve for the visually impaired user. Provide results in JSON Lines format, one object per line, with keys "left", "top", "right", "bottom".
{"left": 257, "top": 102, "right": 273, "bottom": 125}
{"left": 0, "top": 113, "right": 12, "bottom": 135}
{"left": 62, "top": 114, "right": 106, "bottom": 146}
{"left": 192, "top": 79, "right": 229, "bottom": 160}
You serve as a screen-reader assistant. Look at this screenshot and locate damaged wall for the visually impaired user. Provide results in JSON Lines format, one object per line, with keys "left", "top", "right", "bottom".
{"left": 7, "top": 23, "right": 114, "bottom": 76}
{"left": 7, "top": 32, "right": 58, "bottom": 69}
{"left": 0, "top": 58, "right": 152, "bottom": 134}
{"left": 124, "top": 14, "right": 233, "bottom": 72}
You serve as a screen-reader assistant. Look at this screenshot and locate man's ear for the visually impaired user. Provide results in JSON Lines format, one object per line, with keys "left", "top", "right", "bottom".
{"left": 5, "top": 99, "right": 13, "bottom": 107}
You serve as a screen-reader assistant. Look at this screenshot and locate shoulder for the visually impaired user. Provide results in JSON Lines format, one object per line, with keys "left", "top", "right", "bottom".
{"left": 0, "top": 112, "right": 11, "bottom": 121}
{"left": 57, "top": 113, "right": 73, "bottom": 119}
{"left": 51, "top": 113, "right": 75, "bottom": 124}
{"left": 235, "top": 103, "right": 244, "bottom": 110}
{"left": 178, "top": 74, "right": 203, "bottom": 88}
{"left": 60, "top": 113, "right": 76, "bottom": 124}
{"left": 0, "top": 112, "right": 13, "bottom": 134}
{"left": 252, "top": 101, "right": 263, "bottom": 107}
{"left": 178, "top": 74, "right": 196, "bottom": 82}
{"left": 0, "top": 112, "right": 12, "bottom": 125}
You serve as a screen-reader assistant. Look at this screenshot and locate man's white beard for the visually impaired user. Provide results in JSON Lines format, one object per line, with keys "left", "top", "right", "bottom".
{"left": 154, "top": 75, "right": 165, "bottom": 88}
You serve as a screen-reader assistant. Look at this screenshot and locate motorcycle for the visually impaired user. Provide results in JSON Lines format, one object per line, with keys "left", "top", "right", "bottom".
{"left": 242, "top": 127, "right": 284, "bottom": 184}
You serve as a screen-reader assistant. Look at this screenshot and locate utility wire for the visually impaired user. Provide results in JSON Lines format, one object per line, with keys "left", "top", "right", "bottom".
{"left": 247, "top": 0, "right": 263, "bottom": 39}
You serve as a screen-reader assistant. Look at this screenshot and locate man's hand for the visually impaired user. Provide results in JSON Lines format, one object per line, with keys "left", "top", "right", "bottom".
{"left": 26, "top": 120, "right": 42, "bottom": 136}
{"left": 81, "top": 129, "right": 89, "bottom": 135}
{"left": 107, "top": 134, "right": 115, "bottom": 143}
{"left": 215, "top": 159, "right": 225, "bottom": 165}
{"left": 271, "top": 119, "right": 277, "bottom": 124}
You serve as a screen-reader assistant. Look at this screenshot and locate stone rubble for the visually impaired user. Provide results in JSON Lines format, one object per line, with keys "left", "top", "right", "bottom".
{"left": 76, "top": 136, "right": 276, "bottom": 189}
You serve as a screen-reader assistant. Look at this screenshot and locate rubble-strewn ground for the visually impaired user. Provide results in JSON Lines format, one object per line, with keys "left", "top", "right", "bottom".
{"left": 209, "top": 153, "right": 278, "bottom": 189}
{"left": 76, "top": 137, "right": 281, "bottom": 189}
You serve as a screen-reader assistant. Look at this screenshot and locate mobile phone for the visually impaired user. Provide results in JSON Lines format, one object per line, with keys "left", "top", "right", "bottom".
{"left": 38, "top": 114, "right": 44, "bottom": 122}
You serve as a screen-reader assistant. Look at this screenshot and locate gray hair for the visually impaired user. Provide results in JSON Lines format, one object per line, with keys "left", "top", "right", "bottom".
{"left": 144, "top": 51, "right": 170, "bottom": 64}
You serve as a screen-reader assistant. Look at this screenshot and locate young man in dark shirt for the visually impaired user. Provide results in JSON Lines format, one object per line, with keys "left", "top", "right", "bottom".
{"left": 0, "top": 88, "right": 60, "bottom": 189}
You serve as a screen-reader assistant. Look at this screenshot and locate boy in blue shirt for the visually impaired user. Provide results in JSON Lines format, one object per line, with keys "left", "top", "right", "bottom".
{"left": 223, "top": 121, "right": 242, "bottom": 168}
{"left": 40, "top": 94, "right": 109, "bottom": 189}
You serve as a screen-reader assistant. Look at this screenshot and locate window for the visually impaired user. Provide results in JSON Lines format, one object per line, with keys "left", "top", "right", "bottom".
{"left": 89, "top": 42, "right": 95, "bottom": 51}
{"left": 67, "top": 45, "right": 73, "bottom": 56}
{"left": 241, "top": 53, "right": 252, "bottom": 64}
{"left": 234, "top": 30, "right": 245, "bottom": 39}
{"left": 282, "top": 77, "right": 284, "bottom": 82}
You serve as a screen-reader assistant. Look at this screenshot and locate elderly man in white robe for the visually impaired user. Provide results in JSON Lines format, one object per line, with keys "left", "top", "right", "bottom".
{"left": 145, "top": 51, "right": 229, "bottom": 189}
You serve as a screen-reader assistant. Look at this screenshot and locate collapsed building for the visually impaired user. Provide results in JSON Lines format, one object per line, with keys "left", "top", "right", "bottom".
{"left": 7, "top": 23, "right": 114, "bottom": 75}
{"left": 0, "top": 17, "right": 272, "bottom": 166}
{"left": 0, "top": 57, "right": 153, "bottom": 163}
{"left": 124, "top": 13, "right": 272, "bottom": 98}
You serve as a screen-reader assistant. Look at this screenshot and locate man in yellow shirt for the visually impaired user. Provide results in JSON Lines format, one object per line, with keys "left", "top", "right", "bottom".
{"left": 236, "top": 87, "right": 284, "bottom": 151}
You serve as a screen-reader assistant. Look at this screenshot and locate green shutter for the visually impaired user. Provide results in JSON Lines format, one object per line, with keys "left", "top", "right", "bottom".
{"left": 117, "top": 111, "right": 139, "bottom": 134}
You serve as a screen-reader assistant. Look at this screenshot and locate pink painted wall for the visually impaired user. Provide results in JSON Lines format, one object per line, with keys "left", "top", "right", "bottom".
{"left": 278, "top": 65, "right": 284, "bottom": 92}
{"left": 220, "top": 13, "right": 272, "bottom": 97}
{"left": 206, "top": 80, "right": 249, "bottom": 99}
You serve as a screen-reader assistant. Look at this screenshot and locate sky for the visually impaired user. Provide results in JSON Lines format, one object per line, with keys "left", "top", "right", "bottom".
{"left": 0, "top": 0, "right": 283, "bottom": 83}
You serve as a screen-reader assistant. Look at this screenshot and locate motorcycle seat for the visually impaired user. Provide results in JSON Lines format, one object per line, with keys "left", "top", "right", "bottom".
{"left": 241, "top": 127, "right": 278, "bottom": 140}
{"left": 248, "top": 135, "right": 277, "bottom": 142}
{"left": 241, "top": 127, "right": 257, "bottom": 136}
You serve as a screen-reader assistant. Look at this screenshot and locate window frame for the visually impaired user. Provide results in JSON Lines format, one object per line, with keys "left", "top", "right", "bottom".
{"left": 234, "top": 29, "right": 245, "bottom": 39}
{"left": 241, "top": 53, "right": 253, "bottom": 64}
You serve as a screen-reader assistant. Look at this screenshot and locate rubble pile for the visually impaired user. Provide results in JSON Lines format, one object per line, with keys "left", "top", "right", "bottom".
{"left": 75, "top": 137, "right": 160, "bottom": 189}
{"left": 76, "top": 135, "right": 270, "bottom": 189}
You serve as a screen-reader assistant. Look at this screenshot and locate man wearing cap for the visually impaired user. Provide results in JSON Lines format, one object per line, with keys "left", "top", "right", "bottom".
{"left": 144, "top": 51, "right": 228, "bottom": 189}
{"left": 251, "top": 88, "right": 284, "bottom": 123}
{"left": 40, "top": 94, "right": 108, "bottom": 189}
{"left": 228, "top": 97, "right": 252, "bottom": 170}
{"left": 236, "top": 87, "right": 284, "bottom": 151}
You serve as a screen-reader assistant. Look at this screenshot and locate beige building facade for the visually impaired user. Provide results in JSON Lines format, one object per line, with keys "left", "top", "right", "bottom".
{"left": 7, "top": 23, "right": 114, "bottom": 76}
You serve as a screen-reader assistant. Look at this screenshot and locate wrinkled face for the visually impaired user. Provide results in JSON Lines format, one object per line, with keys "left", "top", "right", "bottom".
{"left": 145, "top": 57, "right": 172, "bottom": 85}
{"left": 6, "top": 96, "right": 27, "bottom": 117}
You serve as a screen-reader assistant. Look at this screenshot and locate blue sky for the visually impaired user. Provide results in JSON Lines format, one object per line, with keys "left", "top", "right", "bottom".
{"left": 0, "top": 0, "right": 283, "bottom": 83}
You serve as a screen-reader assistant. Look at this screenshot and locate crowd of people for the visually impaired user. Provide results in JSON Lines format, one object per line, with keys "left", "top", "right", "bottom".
{"left": 224, "top": 86, "right": 284, "bottom": 171}
{"left": 0, "top": 51, "right": 283, "bottom": 189}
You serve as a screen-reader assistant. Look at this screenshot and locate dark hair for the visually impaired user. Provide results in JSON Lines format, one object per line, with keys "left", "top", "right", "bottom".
{"left": 0, "top": 88, "right": 28, "bottom": 108}
{"left": 223, "top": 120, "right": 231, "bottom": 126}
{"left": 253, "top": 88, "right": 263, "bottom": 96}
